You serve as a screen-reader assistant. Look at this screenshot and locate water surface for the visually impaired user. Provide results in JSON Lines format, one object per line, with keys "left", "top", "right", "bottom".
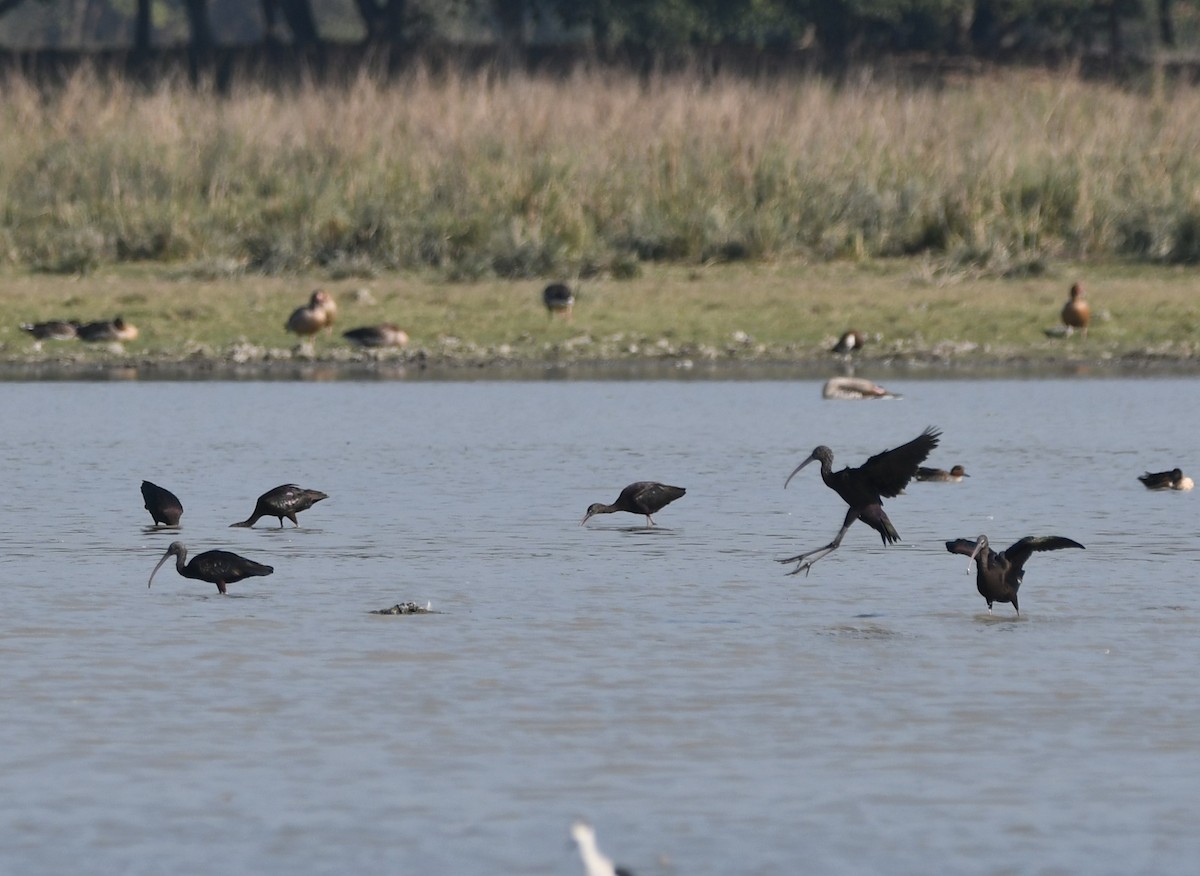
{"left": 1, "top": 378, "right": 1197, "bottom": 875}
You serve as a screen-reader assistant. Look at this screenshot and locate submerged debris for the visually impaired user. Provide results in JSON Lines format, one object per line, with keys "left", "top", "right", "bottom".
{"left": 370, "top": 601, "right": 434, "bottom": 615}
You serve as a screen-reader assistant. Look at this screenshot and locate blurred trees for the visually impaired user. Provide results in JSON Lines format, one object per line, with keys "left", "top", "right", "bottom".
{"left": 0, "top": 0, "right": 1195, "bottom": 71}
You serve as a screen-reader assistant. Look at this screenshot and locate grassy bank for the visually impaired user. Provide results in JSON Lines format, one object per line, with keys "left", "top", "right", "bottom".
{"left": 6, "top": 67, "right": 1200, "bottom": 279}
{"left": 2, "top": 261, "right": 1197, "bottom": 371}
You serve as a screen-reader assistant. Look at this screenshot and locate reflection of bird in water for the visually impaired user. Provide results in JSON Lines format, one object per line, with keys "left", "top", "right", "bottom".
{"left": 542, "top": 283, "right": 575, "bottom": 320}
{"left": 581, "top": 481, "right": 685, "bottom": 527}
{"left": 21, "top": 320, "right": 78, "bottom": 341}
{"left": 148, "top": 541, "right": 273, "bottom": 595}
{"left": 822, "top": 376, "right": 899, "bottom": 400}
{"left": 286, "top": 289, "right": 337, "bottom": 339}
{"left": 945, "top": 534, "right": 1084, "bottom": 615}
{"left": 76, "top": 316, "right": 139, "bottom": 342}
{"left": 1138, "top": 468, "right": 1194, "bottom": 491}
{"left": 779, "top": 427, "right": 939, "bottom": 576}
{"left": 343, "top": 324, "right": 409, "bottom": 348}
{"left": 831, "top": 330, "right": 865, "bottom": 354}
{"left": 141, "top": 480, "right": 183, "bottom": 526}
{"left": 571, "top": 820, "right": 635, "bottom": 876}
{"left": 230, "top": 484, "right": 329, "bottom": 528}
{"left": 915, "top": 464, "right": 969, "bottom": 482}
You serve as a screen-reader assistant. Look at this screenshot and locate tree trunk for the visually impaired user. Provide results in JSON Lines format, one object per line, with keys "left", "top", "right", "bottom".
{"left": 1158, "top": 0, "right": 1175, "bottom": 46}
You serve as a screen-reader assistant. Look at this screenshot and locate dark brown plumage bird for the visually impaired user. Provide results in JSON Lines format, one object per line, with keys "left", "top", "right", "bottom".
{"left": 230, "top": 484, "right": 328, "bottom": 528}
{"left": 915, "top": 464, "right": 969, "bottom": 482}
{"left": 779, "top": 427, "right": 940, "bottom": 575}
{"left": 20, "top": 320, "right": 78, "bottom": 340}
{"left": 1061, "top": 282, "right": 1090, "bottom": 337}
{"left": 148, "top": 541, "right": 273, "bottom": 595}
{"left": 581, "top": 481, "right": 685, "bottom": 527}
{"left": 141, "top": 480, "right": 183, "bottom": 526}
{"left": 946, "top": 534, "right": 1085, "bottom": 615}
{"left": 542, "top": 283, "right": 575, "bottom": 320}
{"left": 343, "top": 324, "right": 409, "bottom": 348}
{"left": 76, "top": 316, "right": 138, "bottom": 342}
{"left": 1138, "top": 468, "right": 1194, "bottom": 491}
{"left": 831, "top": 330, "right": 865, "bottom": 354}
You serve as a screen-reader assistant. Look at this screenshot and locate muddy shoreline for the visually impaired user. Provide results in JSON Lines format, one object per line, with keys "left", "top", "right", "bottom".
{"left": 2, "top": 346, "right": 1198, "bottom": 381}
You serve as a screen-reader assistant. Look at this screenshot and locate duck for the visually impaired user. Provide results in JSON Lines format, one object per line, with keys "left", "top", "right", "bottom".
{"left": 821, "top": 376, "right": 900, "bottom": 400}
{"left": 76, "top": 316, "right": 138, "bottom": 343}
{"left": 915, "top": 464, "right": 969, "bottom": 482}
{"left": 831, "top": 330, "right": 865, "bottom": 354}
{"left": 342, "top": 324, "right": 409, "bottom": 348}
{"left": 1060, "top": 282, "right": 1090, "bottom": 337}
{"left": 286, "top": 289, "right": 337, "bottom": 338}
{"left": 20, "top": 320, "right": 78, "bottom": 341}
{"left": 1138, "top": 468, "right": 1194, "bottom": 491}
{"left": 542, "top": 282, "right": 575, "bottom": 320}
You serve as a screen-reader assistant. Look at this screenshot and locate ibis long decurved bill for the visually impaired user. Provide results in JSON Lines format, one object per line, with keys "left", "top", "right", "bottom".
{"left": 784, "top": 453, "right": 817, "bottom": 489}
{"left": 148, "top": 551, "right": 172, "bottom": 588}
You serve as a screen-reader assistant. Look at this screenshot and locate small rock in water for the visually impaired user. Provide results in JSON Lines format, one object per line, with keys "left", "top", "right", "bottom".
{"left": 370, "top": 601, "right": 433, "bottom": 615}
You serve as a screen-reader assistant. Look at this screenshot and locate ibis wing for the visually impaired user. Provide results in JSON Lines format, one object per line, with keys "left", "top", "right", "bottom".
{"left": 1004, "top": 536, "right": 1085, "bottom": 568}
{"left": 630, "top": 481, "right": 685, "bottom": 508}
{"left": 860, "top": 427, "right": 941, "bottom": 498}
{"left": 945, "top": 538, "right": 979, "bottom": 557}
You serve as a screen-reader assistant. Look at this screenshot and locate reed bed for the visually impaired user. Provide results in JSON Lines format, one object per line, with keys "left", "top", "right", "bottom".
{"left": 4, "top": 65, "right": 1200, "bottom": 278}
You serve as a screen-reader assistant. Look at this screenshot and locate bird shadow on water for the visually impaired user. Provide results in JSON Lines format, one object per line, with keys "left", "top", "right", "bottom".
{"left": 141, "top": 526, "right": 180, "bottom": 535}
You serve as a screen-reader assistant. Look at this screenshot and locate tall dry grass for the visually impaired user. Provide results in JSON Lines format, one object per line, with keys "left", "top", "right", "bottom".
{"left": 4, "top": 65, "right": 1200, "bottom": 277}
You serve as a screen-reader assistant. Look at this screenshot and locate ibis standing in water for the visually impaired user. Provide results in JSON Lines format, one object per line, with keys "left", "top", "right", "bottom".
{"left": 945, "top": 534, "right": 1085, "bottom": 615}
{"left": 141, "top": 480, "right": 183, "bottom": 526}
{"left": 230, "top": 484, "right": 328, "bottom": 528}
{"left": 581, "top": 481, "right": 685, "bottom": 527}
{"left": 148, "top": 541, "right": 273, "bottom": 595}
{"left": 779, "top": 427, "right": 940, "bottom": 575}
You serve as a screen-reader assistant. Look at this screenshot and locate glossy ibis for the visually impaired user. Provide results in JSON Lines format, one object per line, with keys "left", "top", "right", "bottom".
{"left": 915, "top": 464, "right": 969, "bottom": 482}
{"left": 946, "top": 534, "right": 1085, "bottom": 615}
{"left": 581, "top": 481, "right": 685, "bottom": 527}
{"left": 1138, "top": 468, "right": 1194, "bottom": 491}
{"left": 20, "top": 320, "right": 78, "bottom": 340}
{"left": 1060, "top": 282, "right": 1090, "bottom": 337}
{"left": 822, "top": 376, "right": 900, "bottom": 400}
{"left": 76, "top": 316, "right": 138, "bottom": 342}
{"left": 286, "top": 289, "right": 337, "bottom": 338}
{"left": 141, "top": 480, "right": 183, "bottom": 526}
{"left": 542, "top": 283, "right": 575, "bottom": 320}
{"left": 148, "top": 541, "right": 273, "bottom": 595}
{"left": 230, "top": 484, "right": 328, "bottom": 528}
{"left": 779, "top": 426, "right": 940, "bottom": 575}
{"left": 343, "top": 324, "right": 409, "bottom": 348}
{"left": 831, "top": 330, "right": 865, "bottom": 354}
{"left": 571, "top": 820, "right": 634, "bottom": 876}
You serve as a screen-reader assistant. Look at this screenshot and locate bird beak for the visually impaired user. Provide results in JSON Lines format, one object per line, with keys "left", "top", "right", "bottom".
{"left": 784, "top": 453, "right": 817, "bottom": 489}
{"left": 967, "top": 536, "right": 985, "bottom": 571}
{"left": 580, "top": 510, "right": 594, "bottom": 526}
{"left": 147, "top": 551, "right": 171, "bottom": 588}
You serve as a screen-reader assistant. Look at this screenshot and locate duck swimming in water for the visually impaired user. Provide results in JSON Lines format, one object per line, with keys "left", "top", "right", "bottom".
{"left": 1138, "top": 468, "right": 1194, "bottom": 491}
{"left": 821, "top": 376, "right": 900, "bottom": 400}
{"left": 915, "top": 464, "right": 969, "bottom": 482}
